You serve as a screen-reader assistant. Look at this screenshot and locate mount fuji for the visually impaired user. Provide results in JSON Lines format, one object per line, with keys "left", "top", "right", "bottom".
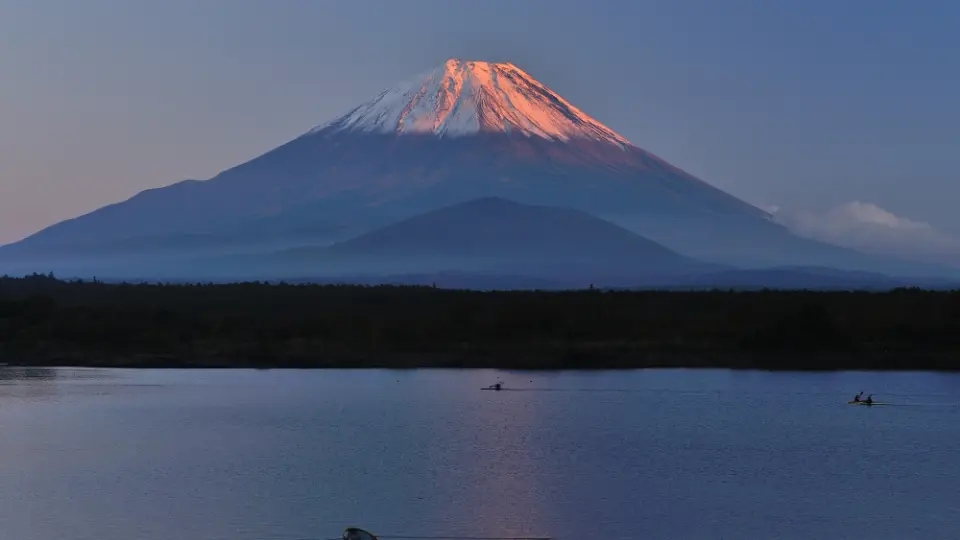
{"left": 1, "top": 59, "right": 949, "bottom": 281}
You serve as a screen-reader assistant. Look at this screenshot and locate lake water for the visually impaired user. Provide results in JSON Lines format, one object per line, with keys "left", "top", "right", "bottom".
{"left": 1, "top": 367, "right": 959, "bottom": 540}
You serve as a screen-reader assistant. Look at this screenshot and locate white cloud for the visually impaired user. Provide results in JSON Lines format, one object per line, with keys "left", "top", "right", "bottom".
{"left": 770, "top": 201, "right": 960, "bottom": 266}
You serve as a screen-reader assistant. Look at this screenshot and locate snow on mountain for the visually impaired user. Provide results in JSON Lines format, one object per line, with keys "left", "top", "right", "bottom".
{"left": 308, "top": 59, "right": 631, "bottom": 147}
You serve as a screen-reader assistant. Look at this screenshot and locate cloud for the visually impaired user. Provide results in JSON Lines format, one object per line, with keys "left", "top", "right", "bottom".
{"left": 770, "top": 201, "right": 960, "bottom": 265}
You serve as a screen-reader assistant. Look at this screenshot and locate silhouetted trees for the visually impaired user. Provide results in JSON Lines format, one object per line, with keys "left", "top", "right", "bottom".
{"left": 0, "top": 275, "right": 958, "bottom": 370}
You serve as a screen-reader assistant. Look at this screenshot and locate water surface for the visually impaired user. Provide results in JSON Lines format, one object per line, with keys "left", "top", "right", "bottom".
{"left": 1, "top": 367, "right": 958, "bottom": 540}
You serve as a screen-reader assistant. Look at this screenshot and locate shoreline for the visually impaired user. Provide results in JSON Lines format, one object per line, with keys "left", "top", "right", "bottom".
{"left": 3, "top": 349, "right": 958, "bottom": 372}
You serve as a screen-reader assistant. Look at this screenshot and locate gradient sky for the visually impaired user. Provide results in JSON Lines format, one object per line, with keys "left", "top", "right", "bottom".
{"left": 1, "top": 0, "right": 958, "bottom": 246}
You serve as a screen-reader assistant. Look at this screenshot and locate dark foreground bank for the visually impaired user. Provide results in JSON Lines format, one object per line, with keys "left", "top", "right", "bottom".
{"left": 1, "top": 274, "right": 959, "bottom": 370}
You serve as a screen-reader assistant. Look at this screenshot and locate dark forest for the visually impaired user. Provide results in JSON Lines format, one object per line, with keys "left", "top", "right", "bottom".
{"left": 1, "top": 274, "right": 958, "bottom": 370}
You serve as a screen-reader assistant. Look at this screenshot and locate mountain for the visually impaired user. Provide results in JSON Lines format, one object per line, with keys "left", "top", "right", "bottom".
{"left": 1, "top": 58, "right": 951, "bottom": 278}
{"left": 324, "top": 197, "right": 710, "bottom": 276}
{"left": 173, "top": 197, "right": 716, "bottom": 284}
{"left": 327, "top": 197, "right": 689, "bottom": 260}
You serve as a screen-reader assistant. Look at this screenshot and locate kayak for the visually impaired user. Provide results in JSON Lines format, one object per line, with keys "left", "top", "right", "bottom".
{"left": 482, "top": 387, "right": 503, "bottom": 391}
{"left": 847, "top": 400, "right": 888, "bottom": 406}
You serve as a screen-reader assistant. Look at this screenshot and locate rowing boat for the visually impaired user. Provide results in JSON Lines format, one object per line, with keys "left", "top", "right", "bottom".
{"left": 341, "top": 528, "right": 550, "bottom": 540}
{"left": 344, "top": 528, "right": 378, "bottom": 540}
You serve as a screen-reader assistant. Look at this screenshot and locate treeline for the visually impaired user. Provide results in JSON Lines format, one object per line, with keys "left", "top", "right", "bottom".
{"left": 1, "top": 274, "right": 959, "bottom": 370}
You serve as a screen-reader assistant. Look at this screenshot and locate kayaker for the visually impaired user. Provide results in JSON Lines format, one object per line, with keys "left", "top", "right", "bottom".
{"left": 865, "top": 394, "right": 873, "bottom": 405}
{"left": 853, "top": 391, "right": 864, "bottom": 402}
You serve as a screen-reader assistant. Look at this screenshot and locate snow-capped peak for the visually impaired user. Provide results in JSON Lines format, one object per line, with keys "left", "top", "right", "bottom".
{"left": 308, "top": 59, "right": 632, "bottom": 146}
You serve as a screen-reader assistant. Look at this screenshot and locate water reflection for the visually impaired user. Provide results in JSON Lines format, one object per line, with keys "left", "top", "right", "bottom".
{"left": 0, "top": 367, "right": 61, "bottom": 401}
{"left": 0, "top": 366, "right": 58, "bottom": 381}
{"left": 1, "top": 368, "right": 959, "bottom": 540}
{"left": 427, "top": 370, "right": 554, "bottom": 538}
{"left": 0, "top": 366, "right": 128, "bottom": 403}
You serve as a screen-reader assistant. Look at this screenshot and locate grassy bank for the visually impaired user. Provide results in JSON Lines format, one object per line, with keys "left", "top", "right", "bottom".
{"left": 1, "top": 274, "right": 959, "bottom": 370}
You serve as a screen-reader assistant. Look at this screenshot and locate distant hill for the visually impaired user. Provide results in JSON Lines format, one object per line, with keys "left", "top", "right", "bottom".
{"left": 330, "top": 197, "right": 694, "bottom": 260}
{"left": 184, "top": 197, "right": 716, "bottom": 283}
{"left": 271, "top": 267, "right": 959, "bottom": 291}
{"left": 7, "top": 197, "right": 957, "bottom": 290}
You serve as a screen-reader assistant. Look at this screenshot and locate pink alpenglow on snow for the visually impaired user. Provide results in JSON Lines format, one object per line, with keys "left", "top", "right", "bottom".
{"left": 309, "top": 59, "right": 632, "bottom": 148}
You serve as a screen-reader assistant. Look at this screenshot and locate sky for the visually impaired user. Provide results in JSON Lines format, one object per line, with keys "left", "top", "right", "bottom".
{"left": 1, "top": 0, "right": 958, "bottom": 255}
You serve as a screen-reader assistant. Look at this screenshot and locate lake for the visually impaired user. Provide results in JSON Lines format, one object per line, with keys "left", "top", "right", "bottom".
{"left": 1, "top": 367, "right": 958, "bottom": 540}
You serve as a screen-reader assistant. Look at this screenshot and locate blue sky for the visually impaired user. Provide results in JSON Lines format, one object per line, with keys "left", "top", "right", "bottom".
{"left": 1, "top": 0, "right": 958, "bottom": 251}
